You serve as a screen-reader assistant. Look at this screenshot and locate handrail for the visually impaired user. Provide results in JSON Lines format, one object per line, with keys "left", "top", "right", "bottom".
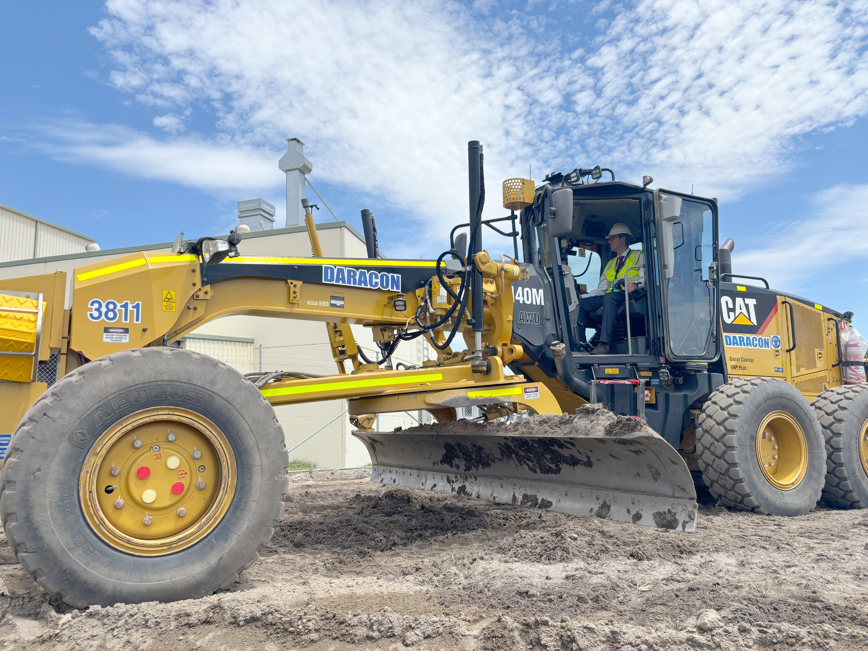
{"left": 450, "top": 214, "right": 520, "bottom": 260}
{"left": 828, "top": 316, "right": 842, "bottom": 368}
{"left": 622, "top": 265, "right": 642, "bottom": 355}
{"left": 721, "top": 273, "right": 769, "bottom": 289}
{"left": 783, "top": 301, "right": 796, "bottom": 353}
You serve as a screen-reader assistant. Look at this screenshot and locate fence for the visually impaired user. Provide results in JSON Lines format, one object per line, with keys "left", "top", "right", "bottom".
{"left": 179, "top": 335, "right": 460, "bottom": 472}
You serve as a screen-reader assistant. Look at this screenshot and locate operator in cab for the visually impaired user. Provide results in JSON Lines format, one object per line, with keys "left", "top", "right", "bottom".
{"left": 577, "top": 223, "right": 643, "bottom": 355}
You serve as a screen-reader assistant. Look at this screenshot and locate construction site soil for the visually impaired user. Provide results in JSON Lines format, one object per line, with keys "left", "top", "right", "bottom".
{"left": 2, "top": 469, "right": 867, "bottom": 650}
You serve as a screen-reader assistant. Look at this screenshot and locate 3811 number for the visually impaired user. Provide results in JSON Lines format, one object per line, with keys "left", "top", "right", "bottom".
{"left": 87, "top": 299, "right": 142, "bottom": 323}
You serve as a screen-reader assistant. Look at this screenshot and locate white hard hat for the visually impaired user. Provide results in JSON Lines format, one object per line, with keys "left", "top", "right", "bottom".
{"left": 607, "top": 223, "right": 632, "bottom": 238}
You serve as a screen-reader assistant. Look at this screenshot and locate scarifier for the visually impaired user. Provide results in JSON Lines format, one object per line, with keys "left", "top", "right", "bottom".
{"left": 1, "top": 141, "right": 865, "bottom": 608}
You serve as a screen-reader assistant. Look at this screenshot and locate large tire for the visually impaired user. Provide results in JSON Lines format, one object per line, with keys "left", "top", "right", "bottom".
{"left": 0, "top": 347, "right": 287, "bottom": 607}
{"left": 813, "top": 384, "right": 868, "bottom": 508}
{"left": 696, "top": 377, "right": 824, "bottom": 516}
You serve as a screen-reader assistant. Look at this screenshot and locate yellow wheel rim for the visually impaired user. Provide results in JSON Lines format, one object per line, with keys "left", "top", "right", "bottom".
{"left": 859, "top": 418, "right": 868, "bottom": 477}
{"left": 80, "top": 407, "right": 236, "bottom": 556}
{"left": 755, "top": 410, "right": 808, "bottom": 491}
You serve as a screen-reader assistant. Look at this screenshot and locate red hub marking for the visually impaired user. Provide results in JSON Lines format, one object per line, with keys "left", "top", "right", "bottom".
{"left": 171, "top": 481, "right": 185, "bottom": 495}
{"left": 136, "top": 466, "right": 151, "bottom": 480}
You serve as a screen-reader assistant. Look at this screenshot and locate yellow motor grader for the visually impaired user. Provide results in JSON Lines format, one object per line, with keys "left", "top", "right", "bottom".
{"left": 1, "top": 141, "right": 865, "bottom": 607}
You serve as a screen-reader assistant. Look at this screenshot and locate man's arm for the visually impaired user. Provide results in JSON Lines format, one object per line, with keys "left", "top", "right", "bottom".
{"left": 583, "top": 272, "right": 610, "bottom": 298}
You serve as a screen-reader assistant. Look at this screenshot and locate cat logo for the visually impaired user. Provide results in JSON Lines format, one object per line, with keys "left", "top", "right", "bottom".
{"left": 721, "top": 296, "right": 757, "bottom": 326}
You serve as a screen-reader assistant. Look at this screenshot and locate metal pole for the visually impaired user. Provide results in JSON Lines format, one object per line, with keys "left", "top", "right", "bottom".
{"left": 361, "top": 209, "right": 378, "bottom": 259}
{"left": 468, "top": 141, "right": 484, "bottom": 356}
{"left": 259, "top": 344, "right": 262, "bottom": 373}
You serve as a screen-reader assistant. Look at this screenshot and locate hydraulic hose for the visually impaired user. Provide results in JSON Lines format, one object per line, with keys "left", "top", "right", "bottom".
{"left": 357, "top": 338, "right": 401, "bottom": 366}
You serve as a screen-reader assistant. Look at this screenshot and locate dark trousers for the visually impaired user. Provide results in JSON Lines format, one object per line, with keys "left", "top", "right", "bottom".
{"left": 578, "top": 291, "right": 625, "bottom": 344}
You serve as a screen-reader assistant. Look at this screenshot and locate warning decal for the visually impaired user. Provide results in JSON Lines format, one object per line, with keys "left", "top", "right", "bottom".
{"left": 523, "top": 386, "right": 540, "bottom": 400}
{"left": 103, "top": 327, "right": 130, "bottom": 343}
{"left": 162, "top": 289, "right": 177, "bottom": 312}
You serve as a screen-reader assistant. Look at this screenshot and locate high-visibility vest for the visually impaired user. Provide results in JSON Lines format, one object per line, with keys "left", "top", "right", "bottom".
{"left": 604, "top": 249, "right": 642, "bottom": 292}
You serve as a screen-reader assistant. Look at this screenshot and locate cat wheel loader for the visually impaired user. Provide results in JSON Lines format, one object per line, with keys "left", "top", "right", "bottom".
{"left": 1, "top": 141, "right": 865, "bottom": 607}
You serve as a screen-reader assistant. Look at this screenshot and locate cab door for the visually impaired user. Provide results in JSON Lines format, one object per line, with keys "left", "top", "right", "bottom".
{"left": 654, "top": 191, "right": 720, "bottom": 362}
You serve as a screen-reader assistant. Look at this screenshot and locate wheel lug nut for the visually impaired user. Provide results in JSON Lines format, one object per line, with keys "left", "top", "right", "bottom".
{"left": 197, "top": 480, "right": 206, "bottom": 491}
{"left": 110, "top": 465, "right": 121, "bottom": 476}
{"left": 114, "top": 499, "right": 125, "bottom": 509}
{"left": 133, "top": 439, "right": 143, "bottom": 449}
{"left": 177, "top": 508, "right": 187, "bottom": 517}
{"left": 167, "top": 432, "right": 177, "bottom": 442}
{"left": 773, "top": 454, "right": 778, "bottom": 459}
{"left": 152, "top": 444, "right": 161, "bottom": 452}
{"left": 143, "top": 515, "right": 153, "bottom": 526}
{"left": 772, "top": 445, "right": 778, "bottom": 450}
{"left": 192, "top": 450, "right": 202, "bottom": 460}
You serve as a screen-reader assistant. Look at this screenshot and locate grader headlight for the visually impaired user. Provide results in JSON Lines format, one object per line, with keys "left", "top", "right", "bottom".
{"left": 201, "top": 239, "right": 230, "bottom": 265}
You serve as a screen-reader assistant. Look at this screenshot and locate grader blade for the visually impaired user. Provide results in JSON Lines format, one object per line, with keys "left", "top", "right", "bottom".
{"left": 354, "top": 406, "right": 697, "bottom": 531}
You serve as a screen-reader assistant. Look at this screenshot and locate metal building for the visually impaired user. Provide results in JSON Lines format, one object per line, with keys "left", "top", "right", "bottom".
{"left": 0, "top": 204, "right": 96, "bottom": 263}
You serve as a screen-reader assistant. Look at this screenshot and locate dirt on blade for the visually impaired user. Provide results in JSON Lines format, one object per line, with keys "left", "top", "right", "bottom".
{"left": 2, "top": 471, "right": 868, "bottom": 650}
{"left": 402, "top": 404, "right": 653, "bottom": 440}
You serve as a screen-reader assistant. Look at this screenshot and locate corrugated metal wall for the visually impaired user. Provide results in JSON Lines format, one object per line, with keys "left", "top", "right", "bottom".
{"left": 0, "top": 205, "right": 93, "bottom": 263}
{"left": 0, "top": 206, "right": 37, "bottom": 263}
{"left": 37, "top": 225, "right": 92, "bottom": 258}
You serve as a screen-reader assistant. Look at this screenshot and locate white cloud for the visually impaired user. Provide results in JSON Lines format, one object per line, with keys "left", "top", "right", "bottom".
{"left": 153, "top": 113, "right": 185, "bottom": 133}
{"left": 733, "top": 184, "right": 868, "bottom": 288}
{"left": 43, "top": 0, "right": 868, "bottom": 247}
{"left": 582, "top": 0, "right": 868, "bottom": 197}
{"left": 35, "top": 119, "right": 280, "bottom": 194}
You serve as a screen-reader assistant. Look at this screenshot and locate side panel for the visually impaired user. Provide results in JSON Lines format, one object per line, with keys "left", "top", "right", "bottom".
{"left": 720, "top": 288, "right": 786, "bottom": 378}
{"left": 69, "top": 253, "right": 200, "bottom": 359}
{"left": 720, "top": 286, "right": 843, "bottom": 400}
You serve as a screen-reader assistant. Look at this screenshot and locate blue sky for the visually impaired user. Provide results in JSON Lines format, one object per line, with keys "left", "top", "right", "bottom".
{"left": 2, "top": 0, "right": 868, "bottom": 323}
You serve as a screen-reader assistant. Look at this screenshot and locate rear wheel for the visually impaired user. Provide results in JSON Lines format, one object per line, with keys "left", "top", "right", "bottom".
{"left": 696, "top": 377, "right": 824, "bottom": 515}
{"left": 0, "top": 347, "right": 287, "bottom": 607}
{"left": 813, "top": 384, "right": 868, "bottom": 508}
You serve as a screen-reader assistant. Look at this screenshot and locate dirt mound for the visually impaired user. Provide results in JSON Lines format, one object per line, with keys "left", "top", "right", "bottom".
{"left": 272, "top": 488, "right": 490, "bottom": 555}
{"left": 403, "top": 404, "right": 655, "bottom": 439}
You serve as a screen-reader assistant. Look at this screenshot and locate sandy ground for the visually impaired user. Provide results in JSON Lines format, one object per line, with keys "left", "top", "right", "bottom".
{"left": 2, "top": 470, "right": 868, "bottom": 650}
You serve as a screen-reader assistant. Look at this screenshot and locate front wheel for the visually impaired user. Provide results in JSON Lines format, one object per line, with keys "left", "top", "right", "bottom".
{"left": 0, "top": 347, "right": 287, "bottom": 607}
{"left": 696, "top": 377, "right": 824, "bottom": 516}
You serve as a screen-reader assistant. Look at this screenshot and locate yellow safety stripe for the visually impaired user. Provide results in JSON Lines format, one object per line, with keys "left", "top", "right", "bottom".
{"left": 76, "top": 254, "right": 199, "bottom": 282}
{"left": 227, "top": 256, "right": 437, "bottom": 268}
{"left": 261, "top": 372, "right": 444, "bottom": 398}
{"left": 149, "top": 255, "right": 198, "bottom": 264}
{"left": 76, "top": 258, "right": 147, "bottom": 282}
{"left": 466, "top": 387, "right": 524, "bottom": 399}
{"left": 814, "top": 304, "right": 823, "bottom": 311}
